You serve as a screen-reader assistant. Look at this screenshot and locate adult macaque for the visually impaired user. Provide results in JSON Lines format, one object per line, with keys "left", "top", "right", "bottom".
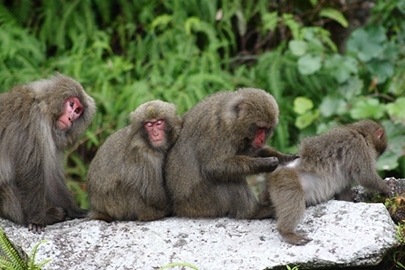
{"left": 87, "top": 100, "right": 182, "bottom": 222}
{"left": 164, "top": 88, "right": 297, "bottom": 219}
{"left": 263, "top": 119, "right": 390, "bottom": 245}
{"left": 0, "top": 74, "right": 96, "bottom": 233}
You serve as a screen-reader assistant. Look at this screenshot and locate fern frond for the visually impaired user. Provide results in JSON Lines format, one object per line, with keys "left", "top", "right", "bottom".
{"left": 0, "top": 228, "right": 27, "bottom": 270}
{"left": 28, "top": 240, "right": 50, "bottom": 270}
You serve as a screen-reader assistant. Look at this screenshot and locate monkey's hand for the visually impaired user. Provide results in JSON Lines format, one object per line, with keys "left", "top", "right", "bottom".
{"left": 260, "top": 157, "right": 279, "bottom": 172}
{"left": 28, "top": 223, "right": 45, "bottom": 234}
{"left": 278, "top": 153, "right": 299, "bottom": 165}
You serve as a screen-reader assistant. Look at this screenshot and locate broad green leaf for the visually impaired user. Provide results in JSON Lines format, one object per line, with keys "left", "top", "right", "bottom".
{"left": 349, "top": 98, "right": 386, "bottom": 119}
{"left": 319, "top": 8, "right": 348, "bottom": 28}
{"left": 293, "top": 97, "right": 314, "bottom": 114}
{"left": 386, "top": 97, "right": 405, "bottom": 123}
{"left": 346, "top": 26, "right": 386, "bottom": 62}
{"left": 288, "top": 40, "right": 307, "bottom": 56}
{"left": 338, "top": 77, "right": 363, "bottom": 100}
{"left": 319, "top": 96, "right": 346, "bottom": 117}
{"left": 295, "top": 110, "right": 320, "bottom": 129}
{"left": 297, "top": 54, "right": 322, "bottom": 75}
{"left": 367, "top": 60, "right": 395, "bottom": 84}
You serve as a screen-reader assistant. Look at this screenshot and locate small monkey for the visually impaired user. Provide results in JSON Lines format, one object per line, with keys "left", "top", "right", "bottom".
{"left": 87, "top": 100, "right": 182, "bottom": 222}
{"left": 262, "top": 119, "right": 390, "bottom": 245}
{"left": 0, "top": 74, "right": 96, "bottom": 233}
{"left": 165, "top": 88, "right": 297, "bottom": 219}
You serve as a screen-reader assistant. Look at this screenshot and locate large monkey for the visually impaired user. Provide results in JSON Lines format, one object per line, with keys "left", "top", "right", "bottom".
{"left": 87, "top": 100, "right": 182, "bottom": 222}
{"left": 0, "top": 74, "right": 96, "bottom": 233}
{"left": 262, "top": 119, "right": 390, "bottom": 245}
{"left": 164, "top": 88, "right": 297, "bottom": 219}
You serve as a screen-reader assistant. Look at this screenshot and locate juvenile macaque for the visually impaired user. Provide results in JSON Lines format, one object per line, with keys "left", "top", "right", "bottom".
{"left": 164, "top": 88, "right": 297, "bottom": 219}
{"left": 87, "top": 100, "right": 182, "bottom": 222}
{"left": 0, "top": 74, "right": 96, "bottom": 233}
{"left": 263, "top": 119, "right": 390, "bottom": 245}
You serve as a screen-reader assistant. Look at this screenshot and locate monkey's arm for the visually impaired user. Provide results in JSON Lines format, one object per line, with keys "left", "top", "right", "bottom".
{"left": 258, "top": 146, "right": 299, "bottom": 165}
{"left": 355, "top": 170, "right": 391, "bottom": 196}
{"left": 205, "top": 155, "right": 279, "bottom": 181}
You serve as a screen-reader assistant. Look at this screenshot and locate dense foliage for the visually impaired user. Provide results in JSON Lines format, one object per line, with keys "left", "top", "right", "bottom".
{"left": 0, "top": 0, "right": 404, "bottom": 210}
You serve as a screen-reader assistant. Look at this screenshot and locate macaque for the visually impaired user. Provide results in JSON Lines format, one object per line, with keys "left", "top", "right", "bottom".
{"left": 262, "top": 119, "right": 390, "bottom": 245}
{"left": 0, "top": 74, "right": 96, "bottom": 233}
{"left": 87, "top": 100, "right": 182, "bottom": 222}
{"left": 164, "top": 88, "right": 297, "bottom": 219}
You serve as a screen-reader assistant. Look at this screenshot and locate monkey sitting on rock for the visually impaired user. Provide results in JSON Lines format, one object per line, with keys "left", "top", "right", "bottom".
{"left": 0, "top": 74, "right": 96, "bottom": 233}
{"left": 87, "top": 100, "right": 182, "bottom": 222}
{"left": 261, "top": 119, "right": 391, "bottom": 245}
{"left": 165, "top": 88, "right": 297, "bottom": 220}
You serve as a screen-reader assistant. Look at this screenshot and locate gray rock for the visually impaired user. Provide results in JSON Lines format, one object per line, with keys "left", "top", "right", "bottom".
{"left": 0, "top": 200, "right": 398, "bottom": 270}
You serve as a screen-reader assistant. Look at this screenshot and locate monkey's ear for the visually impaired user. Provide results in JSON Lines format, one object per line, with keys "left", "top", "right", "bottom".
{"left": 375, "top": 128, "right": 384, "bottom": 140}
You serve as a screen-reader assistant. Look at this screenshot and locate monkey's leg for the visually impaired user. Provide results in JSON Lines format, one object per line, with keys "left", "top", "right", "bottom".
{"left": 0, "top": 185, "right": 25, "bottom": 225}
{"left": 268, "top": 169, "right": 312, "bottom": 245}
{"left": 44, "top": 207, "right": 66, "bottom": 225}
{"left": 335, "top": 185, "right": 354, "bottom": 201}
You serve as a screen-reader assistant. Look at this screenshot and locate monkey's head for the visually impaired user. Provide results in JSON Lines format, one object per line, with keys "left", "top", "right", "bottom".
{"left": 28, "top": 74, "right": 96, "bottom": 146}
{"left": 352, "top": 119, "right": 387, "bottom": 156}
{"left": 130, "top": 100, "right": 182, "bottom": 150}
{"left": 230, "top": 88, "right": 279, "bottom": 150}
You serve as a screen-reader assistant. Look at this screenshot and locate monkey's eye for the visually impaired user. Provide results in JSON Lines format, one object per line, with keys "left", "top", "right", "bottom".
{"left": 145, "top": 122, "right": 153, "bottom": 127}
{"left": 74, "top": 108, "right": 82, "bottom": 114}
{"left": 69, "top": 101, "right": 74, "bottom": 108}
{"left": 156, "top": 120, "right": 163, "bottom": 125}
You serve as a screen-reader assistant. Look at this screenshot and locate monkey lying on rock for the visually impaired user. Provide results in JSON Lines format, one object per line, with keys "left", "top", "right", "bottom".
{"left": 261, "top": 119, "right": 391, "bottom": 245}
{"left": 87, "top": 100, "right": 182, "bottom": 222}
{"left": 165, "top": 88, "right": 297, "bottom": 219}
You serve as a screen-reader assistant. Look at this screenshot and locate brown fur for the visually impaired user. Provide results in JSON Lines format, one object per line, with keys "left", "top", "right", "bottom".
{"left": 164, "top": 88, "right": 296, "bottom": 219}
{"left": 0, "top": 74, "right": 96, "bottom": 232}
{"left": 263, "top": 119, "right": 389, "bottom": 245}
{"left": 87, "top": 100, "right": 182, "bottom": 222}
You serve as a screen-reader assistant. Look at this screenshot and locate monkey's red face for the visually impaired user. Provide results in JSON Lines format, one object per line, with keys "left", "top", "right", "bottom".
{"left": 252, "top": 127, "right": 267, "bottom": 149}
{"left": 57, "top": 97, "right": 84, "bottom": 131}
{"left": 144, "top": 119, "right": 166, "bottom": 146}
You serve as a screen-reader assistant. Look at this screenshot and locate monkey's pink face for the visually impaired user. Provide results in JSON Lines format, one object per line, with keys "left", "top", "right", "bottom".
{"left": 252, "top": 127, "right": 267, "bottom": 149}
{"left": 144, "top": 119, "right": 166, "bottom": 146}
{"left": 57, "top": 97, "right": 83, "bottom": 131}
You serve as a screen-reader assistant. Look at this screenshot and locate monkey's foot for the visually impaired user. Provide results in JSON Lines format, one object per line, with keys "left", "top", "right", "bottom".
{"left": 28, "top": 223, "right": 45, "bottom": 234}
{"left": 280, "top": 231, "right": 312, "bottom": 245}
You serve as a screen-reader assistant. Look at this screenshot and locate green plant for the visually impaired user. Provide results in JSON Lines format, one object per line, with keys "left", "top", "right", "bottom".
{"left": 159, "top": 262, "right": 199, "bottom": 270}
{"left": 0, "top": 227, "right": 50, "bottom": 270}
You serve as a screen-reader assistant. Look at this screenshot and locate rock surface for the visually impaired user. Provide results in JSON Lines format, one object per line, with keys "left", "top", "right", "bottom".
{"left": 0, "top": 200, "right": 398, "bottom": 270}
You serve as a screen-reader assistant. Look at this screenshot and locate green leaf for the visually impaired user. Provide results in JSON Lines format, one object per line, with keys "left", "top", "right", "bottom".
{"left": 319, "top": 8, "right": 348, "bottom": 28}
{"left": 386, "top": 97, "right": 405, "bottom": 123}
{"left": 297, "top": 54, "right": 322, "bottom": 75}
{"left": 262, "top": 12, "right": 278, "bottom": 32}
{"left": 349, "top": 98, "right": 386, "bottom": 119}
{"left": 346, "top": 26, "right": 386, "bottom": 62}
{"left": 367, "top": 59, "right": 395, "bottom": 84}
{"left": 319, "top": 96, "right": 346, "bottom": 117}
{"left": 184, "top": 17, "right": 201, "bottom": 35}
{"left": 295, "top": 110, "right": 320, "bottom": 129}
{"left": 293, "top": 97, "right": 314, "bottom": 114}
{"left": 150, "top": 15, "right": 172, "bottom": 31}
{"left": 325, "top": 54, "right": 358, "bottom": 83}
{"left": 288, "top": 40, "right": 307, "bottom": 56}
{"left": 338, "top": 76, "right": 363, "bottom": 100}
